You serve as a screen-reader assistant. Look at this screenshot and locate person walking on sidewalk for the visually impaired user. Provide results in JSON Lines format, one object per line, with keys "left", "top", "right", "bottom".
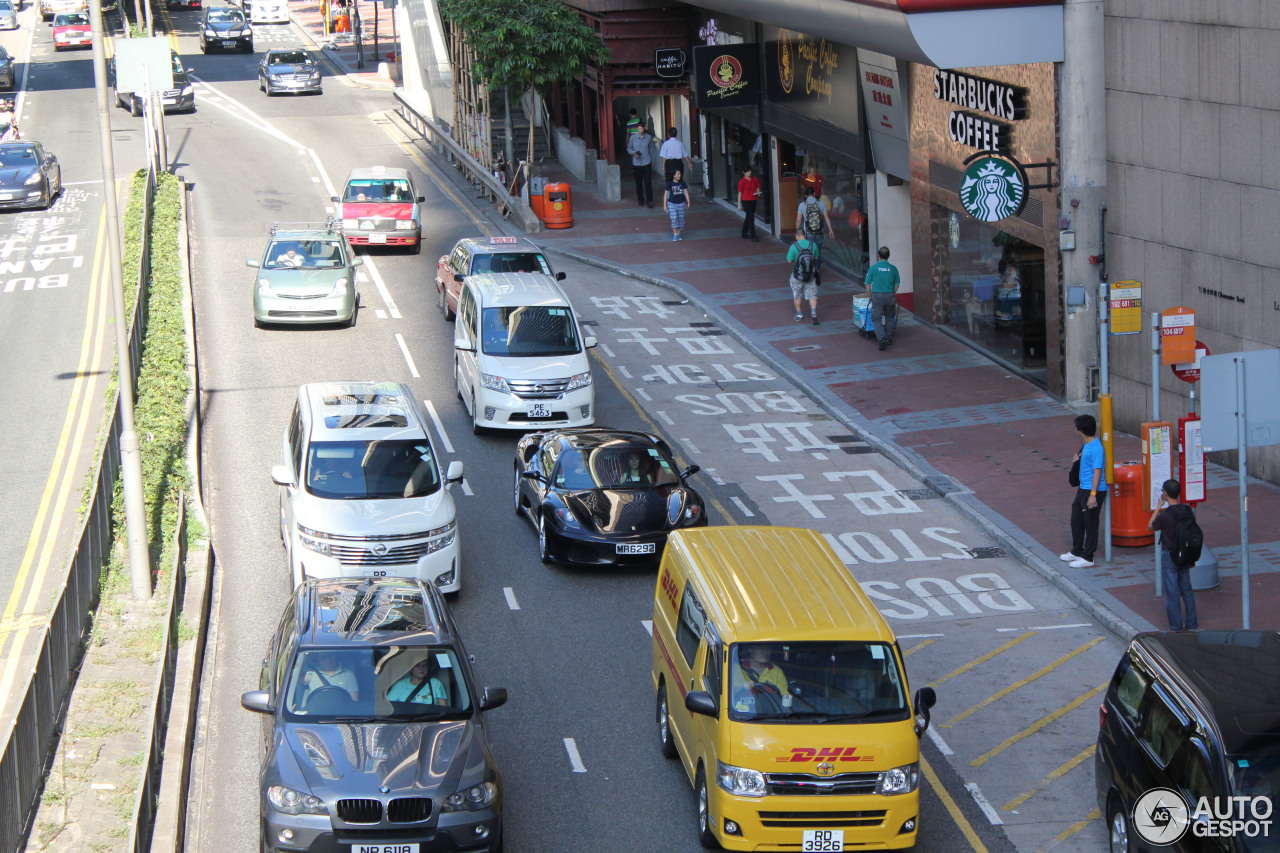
{"left": 737, "top": 166, "right": 761, "bottom": 241}
{"left": 1061, "top": 414, "right": 1108, "bottom": 569}
{"left": 627, "top": 125, "right": 654, "bottom": 208}
{"left": 787, "top": 229, "right": 820, "bottom": 325}
{"left": 625, "top": 108, "right": 643, "bottom": 138}
{"left": 1148, "top": 479, "right": 1199, "bottom": 631}
{"left": 664, "top": 168, "right": 690, "bottom": 242}
{"left": 660, "top": 127, "right": 692, "bottom": 183}
{"left": 864, "top": 246, "right": 900, "bottom": 351}
{"left": 795, "top": 186, "right": 832, "bottom": 284}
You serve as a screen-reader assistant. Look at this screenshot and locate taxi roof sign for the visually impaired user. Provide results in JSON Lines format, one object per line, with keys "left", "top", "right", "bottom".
{"left": 490, "top": 236, "right": 518, "bottom": 244}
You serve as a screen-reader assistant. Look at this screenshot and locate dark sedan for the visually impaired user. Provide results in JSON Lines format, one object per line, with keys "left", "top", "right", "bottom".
{"left": 258, "top": 49, "right": 321, "bottom": 95}
{"left": 198, "top": 5, "right": 251, "bottom": 53}
{"left": 0, "top": 142, "right": 62, "bottom": 211}
{"left": 514, "top": 428, "right": 705, "bottom": 566}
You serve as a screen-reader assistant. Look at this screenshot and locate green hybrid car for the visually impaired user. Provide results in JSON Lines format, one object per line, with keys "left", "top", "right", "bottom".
{"left": 250, "top": 225, "right": 361, "bottom": 328}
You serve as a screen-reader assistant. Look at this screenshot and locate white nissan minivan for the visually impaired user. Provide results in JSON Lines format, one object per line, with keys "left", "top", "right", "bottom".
{"left": 453, "top": 272, "right": 596, "bottom": 432}
{"left": 271, "top": 382, "right": 464, "bottom": 593}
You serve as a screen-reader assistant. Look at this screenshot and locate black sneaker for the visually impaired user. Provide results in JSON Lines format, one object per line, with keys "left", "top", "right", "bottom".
{"left": 812, "top": 315, "right": 820, "bottom": 326}
{"left": 878, "top": 340, "right": 888, "bottom": 351}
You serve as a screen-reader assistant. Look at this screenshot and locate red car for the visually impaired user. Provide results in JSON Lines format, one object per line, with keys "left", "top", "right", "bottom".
{"left": 434, "top": 236, "right": 559, "bottom": 320}
{"left": 52, "top": 10, "right": 91, "bottom": 49}
{"left": 166, "top": 0, "right": 201, "bottom": 7}
{"left": 331, "top": 166, "right": 423, "bottom": 252}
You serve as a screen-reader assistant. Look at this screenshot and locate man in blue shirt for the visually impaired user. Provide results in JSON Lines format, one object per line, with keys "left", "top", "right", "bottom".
{"left": 1061, "top": 414, "right": 1108, "bottom": 568}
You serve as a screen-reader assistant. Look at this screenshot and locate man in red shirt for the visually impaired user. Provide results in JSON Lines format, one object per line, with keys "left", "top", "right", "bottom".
{"left": 737, "top": 166, "right": 761, "bottom": 242}
{"left": 800, "top": 163, "right": 824, "bottom": 201}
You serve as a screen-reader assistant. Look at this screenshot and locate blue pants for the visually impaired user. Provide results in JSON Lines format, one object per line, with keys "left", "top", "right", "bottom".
{"left": 807, "top": 231, "right": 825, "bottom": 271}
{"left": 1161, "top": 550, "right": 1197, "bottom": 631}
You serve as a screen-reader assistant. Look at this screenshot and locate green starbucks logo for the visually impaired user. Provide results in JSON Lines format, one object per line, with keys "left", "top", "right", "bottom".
{"left": 959, "top": 155, "right": 1027, "bottom": 223}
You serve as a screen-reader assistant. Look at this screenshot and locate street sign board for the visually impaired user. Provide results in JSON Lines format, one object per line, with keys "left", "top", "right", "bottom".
{"left": 1179, "top": 415, "right": 1205, "bottom": 505}
{"left": 1200, "top": 350, "right": 1280, "bottom": 452}
{"left": 1109, "top": 280, "right": 1142, "bottom": 335}
{"left": 1171, "top": 340, "right": 1210, "bottom": 383}
{"left": 1160, "top": 306, "right": 1195, "bottom": 365}
{"left": 1141, "top": 421, "right": 1173, "bottom": 511}
{"left": 113, "top": 37, "right": 174, "bottom": 95}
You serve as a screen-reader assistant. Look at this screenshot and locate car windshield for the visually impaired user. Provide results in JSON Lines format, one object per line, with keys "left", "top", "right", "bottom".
{"left": 305, "top": 439, "right": 441, "bottom": 499}
{"left": 283, "top": 647, "right": 472, "bottom": 722}
{"left": 207, "top": 8, "right": 243, "bottom": 21}
{"left": 263, "top": 239, "right": 346, "bottom": 269}
{"left": 270, "top": 50, "right": 311, "bottom": 65}
{"left": 727, "top": 641, "right": 908, "bottom": 723}
{"left": 54, "top": 11, "right": 88, "bottom": 23}
{"left": 553, "top": 443, "right": 679, "bottom": 490}
{"left": 470, "top": 252, "right": 550, "bottom": 276}
{"left": 480, "top": 305, "right": 580, "bottom": 357}
{"left": 1230, "top": 753, "right": 1280, "bottom": 801}
{"left": 170, "top": 54, "right": 184, "bottom": 74}
{"left": 343, "top": 179, "right": 413, "bottom": 202}
{"left": 0, "top": 146, "right": 37, "bottom": 165}
{"left": 0, "top": 3, "right": 12, "bottom": 10}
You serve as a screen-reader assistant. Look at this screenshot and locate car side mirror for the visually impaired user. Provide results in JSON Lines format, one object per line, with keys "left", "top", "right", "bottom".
{"left": 187, "top": 67, "right": 195, "bottom": 73}
{"left": 685, "top": 690, "right": 718, "bottom": 718}
{"left": 584, "top": 336, "right": 598, "bottom": 349}
{"left": 680, "top": 464, "right": 700, "bottom": 479}
{"left": 555, "top": 272, "right": 566, "bottom": 281}
{"left": 270, "top": 464, "right": 295, "bottom": 487}
{"left": 479, "top": 687, "right": 507, "bottom": 711}
{"left": 453, "top": 273, "right": 464, "bottom": 283}
{"left": 246, "top": 259, "right": 259, "bottom": 268}
{"left": 330, "top": 195, "right": 339, "bottom": 203}
{"left": 241, "top": 690, "right": 274, "bottom": 714}
{"left": 454, "top": 339, "right": 474, "bottom": 353}
{"left": 520, "top": 470, "right": 543, "bottom": 483}
{"left": 913, "top": 686, "right": 937, "bottom": 736}
{"left": 416, "top": 195, "right": 425, "bottom": 202}
{"left": 445, "top": 461, "right": 463, "bottom": 483}
{"left": 351, "top": 257, "right": 364, "bottom": 267}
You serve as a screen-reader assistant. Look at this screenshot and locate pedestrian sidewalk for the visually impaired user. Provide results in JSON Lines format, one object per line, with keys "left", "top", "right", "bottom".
{"left": 287, "top": 0, "right": 399, "bottom": 88}
{"left": 528, "top": 163, "right": 1280, "bottom": 635}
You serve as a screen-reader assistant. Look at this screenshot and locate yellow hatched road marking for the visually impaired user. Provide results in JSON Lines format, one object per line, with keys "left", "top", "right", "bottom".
{"left": 1052, "top": 807, "right": 1101, "bottom": 845}
{"left": 903, "top": 638, "right": 935, "bottom": 657}
{"left": 970, "top": 683, "right": 1107, "bottom": 767}
{"left": 1003, "top": 744, "right": 1096, "bottom": 811}
{"left": 928, "top": 631, "right": 1033, "bottom": 689}
{"left": 921, "top": 756, "right": 990, "bottom": 853}
{"left": 943, "top": 636, "right": 1105, "bottom": 728}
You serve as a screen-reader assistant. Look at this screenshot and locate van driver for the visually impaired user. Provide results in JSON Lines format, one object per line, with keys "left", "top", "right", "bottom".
{"left": 733, "top": 644, "right": 791, "bottom": 712}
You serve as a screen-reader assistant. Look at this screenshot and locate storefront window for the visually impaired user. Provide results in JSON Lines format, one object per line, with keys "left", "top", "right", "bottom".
{"left": 934, "top": 206, "right": 1046, "bottom": 377}
{"left": 778, "top": 140, "right": 868, "bottom": 276}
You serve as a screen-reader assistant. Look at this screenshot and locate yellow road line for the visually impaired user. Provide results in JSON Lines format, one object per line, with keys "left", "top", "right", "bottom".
{"left": 1003, "top": 744, "right": 1096, "bottom": 811}
{"left": 1052, "top": 807, "right": 1101, "bottom": 845}
{"left": 903, "top": 638, "right": 935, "bottom": 657}
{"left": 970, "top": 683, "right": 1106, "bottom": 768}
{"left": 920, "top": 756, "right": 990, "bottom": 853}
{"left": 928, "top": 631, "right": 1033, "bottom": 689}
{"left": 943, "top": 636, "right": 1104, "bottom": 728}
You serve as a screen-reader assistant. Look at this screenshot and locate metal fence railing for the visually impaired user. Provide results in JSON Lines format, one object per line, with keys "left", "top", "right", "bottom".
{"left": 0, "top": 165, "right": 157, "bottom": 853}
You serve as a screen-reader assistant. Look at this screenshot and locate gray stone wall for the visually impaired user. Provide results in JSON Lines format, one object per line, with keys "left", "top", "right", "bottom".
{"left": 1105, "top": 0, "right": 1280, "bottom": 482}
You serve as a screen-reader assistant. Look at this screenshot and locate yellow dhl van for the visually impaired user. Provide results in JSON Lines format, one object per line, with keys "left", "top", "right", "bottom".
{"left": 651, "top": 526, "right": 937, "bottom": 851}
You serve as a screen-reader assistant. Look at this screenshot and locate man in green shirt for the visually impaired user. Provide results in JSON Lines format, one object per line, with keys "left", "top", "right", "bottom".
{"left": 864, "top": 246, "right": 900, "bottom": 351}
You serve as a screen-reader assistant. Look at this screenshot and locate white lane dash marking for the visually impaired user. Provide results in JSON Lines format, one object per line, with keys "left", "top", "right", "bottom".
{"left": 503, "top": 587, "right": 520, "bottom": 610}
{"left": 730, "top": 497, "right": 754, "bottom": 518}
{"left": 617, "top": 365, "right": 632, "bottom": 379}
{"left": 356, "top": 271, "right": 370, "bottom": 282}
{"left": 635, "top": 388, "right": 652, "bottom": 401}
{"left": 657, "top": 411, "right": 674, "bottom": 425}
{"left": 311, "top": 176, "right": 320, "bottom": 183}
{"left": 997, "top": 623, "right": 1093, "bottom": 633}
{"left": 641, "top": 620, "right": 653, "bottom": 637}
{"left": 461, "top": 479, "right": 474, "bottom": 496}
{"left": 705, "top": 468, "right": 726, "bottom": 485}
{"left": 601, "top": 345, "right": 616, "bottom": 358}
{"left": 376, "top": 309, "right": 387, "bottom": 319}
{"left": 926, "top": 727, "right": 954, "bottom": 756}
{"left": 423, "top": 399, "right": 454, "bottom": 453}
{"left": 966, "top": 783, "right": 1004, "bottom": 826}
{"left": 363, "top": 256, "right": 402, "bottom": 319}
{"left": 682, "top": 439, "right": 699, "bottom": 454}
{"left": 395, "top": 334, "right": 419, "bottom": 378}
{"left": 898, "top": 633, "right": 946, "bottom": 640}
{"left": 563, "top": 738, "right": 587, "bottom": 773}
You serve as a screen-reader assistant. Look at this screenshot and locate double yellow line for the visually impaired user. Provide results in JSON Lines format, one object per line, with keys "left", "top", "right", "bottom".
{"left": 0, "top": 204, "right": 111, "bottom": 706}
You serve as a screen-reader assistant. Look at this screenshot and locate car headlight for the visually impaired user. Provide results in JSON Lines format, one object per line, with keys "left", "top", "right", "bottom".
{"left": 480, "top": 374, "right": 510, "bottom": 393}
{"left": 203, "top": 27, "right": 214, "bottom": 35}
{"left": 341, "top": 218, "right": 358, "bottom": 229}
{"left": 717, "top": 761, "right": 766, "bottom": 798}
{"left": 683, "top": 504, "right": 701, "bottom": 524}
{"left": 24, "top": 172, "right": 43, "bottom": 186}
{"left": 257, "top": 278, "right": 273, "bottom": 295}
{"left": 876, "top": 763, "right": 920, "bottom": 795}
{"left": 308, "top": 71, "right": 321, "bottom": 80}
{"left": 329, "top": 277, "right": 349, "bottom": 296}
{"left": 395, "top": 219, "right": 416, "bottom": 230}
{"left": 565, "top": 371, "right": 592, "bottom": 391}
{"left": 298, "top": 533, "right": 333, "bottom": 556}
{"left": 441, "top": 782, "right": 497, "bottom": 812}
{"left": 267, "top": 785, "right": 326, "bottom": 815}
{"left": 180, "top": 85, "right": 193, "bottom": 96}
{"left": 427, "top": 519, "right": 456, "bottom": 538}
{"left": 553, "top": 505, "right": 581, "bottom": 528}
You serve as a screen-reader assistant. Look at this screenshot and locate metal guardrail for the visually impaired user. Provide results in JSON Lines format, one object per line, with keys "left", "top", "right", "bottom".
{"left": 0, "top": 165, "right": 156, "bottom": 853}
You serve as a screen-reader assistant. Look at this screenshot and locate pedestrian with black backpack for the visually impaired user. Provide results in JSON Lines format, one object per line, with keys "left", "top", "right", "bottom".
{"left": 1148, "top": 479, "right": 1201, "bottom": 631}
{"left": 787, "top": 229, "right": 820, "bottom": 325}
{"left": 794, "top": 186, "right": 832, "bottom": 285}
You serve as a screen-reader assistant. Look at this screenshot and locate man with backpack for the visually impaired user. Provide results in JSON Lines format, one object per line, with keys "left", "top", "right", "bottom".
{"left": 1148, "top": 479, "right": 1200, "bottom": 631}
{"left": 795, "top": 186, "right": 832, "bottom": 284}
{"left": 787, "top": 229, "right": 820, "bottom": 325}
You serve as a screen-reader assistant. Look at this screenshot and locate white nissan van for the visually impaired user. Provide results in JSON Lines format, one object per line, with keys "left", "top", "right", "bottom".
{"left": 453, "top": 272, "right": 596, "bottom": 433}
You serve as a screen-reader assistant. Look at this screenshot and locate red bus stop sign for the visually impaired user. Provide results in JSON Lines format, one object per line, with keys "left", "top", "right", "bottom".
{"left": 1171, "top": 340, "right": 1210, "bottom": 383}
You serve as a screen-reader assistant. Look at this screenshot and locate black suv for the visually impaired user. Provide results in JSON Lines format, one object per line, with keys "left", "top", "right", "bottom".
{"left": 1095, "top": 631, "right": 1280, "bottom": 853}
{"left": 242, "top": 578, "right": 507, "bottom": 853}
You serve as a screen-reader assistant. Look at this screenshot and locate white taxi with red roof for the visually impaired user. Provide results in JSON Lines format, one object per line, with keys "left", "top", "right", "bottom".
{"left": 331, "top": 166, "right": 424, "bottom": 253}
{"left": 52, "top": 9, "right": 90, "bottom": 49}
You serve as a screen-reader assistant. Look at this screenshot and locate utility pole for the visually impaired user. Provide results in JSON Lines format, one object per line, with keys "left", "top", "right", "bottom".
{"left": 90, "top": 0, "right": 152, "bottom": 600}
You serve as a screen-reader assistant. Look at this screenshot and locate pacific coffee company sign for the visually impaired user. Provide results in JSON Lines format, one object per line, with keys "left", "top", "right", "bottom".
{"left": 933, "top": 69, "right": 1026, "bottom": 153}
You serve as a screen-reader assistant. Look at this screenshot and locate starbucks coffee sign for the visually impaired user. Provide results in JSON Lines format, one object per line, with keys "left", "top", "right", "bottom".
{"left": 959, "top": 154, "right": 1027, "bottom": 222}
{"left": 934, "top": 69, "right": 1026, "bottom": 153}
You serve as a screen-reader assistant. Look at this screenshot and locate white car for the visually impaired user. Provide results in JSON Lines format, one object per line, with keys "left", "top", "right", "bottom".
{"left": 247, "top": 0, "right": 286, "bottom": 23}
{"left": 0, "top": 1, "right": 19, "bottom": 31}
{"left": 39, "top": 0, "right": 84, "bottom": 21}
{"left": 271, "top": 381, "right": 464, "bottom": 593}
{"left": 453, "top": 272, "right": 596, "bottom": 433}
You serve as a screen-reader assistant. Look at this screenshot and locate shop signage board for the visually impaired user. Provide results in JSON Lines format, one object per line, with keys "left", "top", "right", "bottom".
{"left": 857, "top": 49, "right": 909, "bottom": 180}
{"left": 1171, "top": 340, "right": 1209, "bottom": 383}
{"left": 1160, "top": 306, "right": 1195, "bottom": 366}
{"left": 1140, "top": 421, "right": 1173, "bottom": 511}
{"left": 764, "top": 27, "right": 860, "bottom": 130}
{"left": 1179, "top": 416, "right": 1205, "bottom": 505}
{"left": 958, "top": 153, "right": 1027, "bottom": 223}
{"left": 691, "top": 44, "right": 758, "bottom": 109}
{"left": 1109, "top": 280, "right": 1142, "bottom": 335}
{"left": 933, "top": 68, "right": 1026, "bottom": 154}
{"left": 655, "top": 48, "right": 686, "bottom": 79}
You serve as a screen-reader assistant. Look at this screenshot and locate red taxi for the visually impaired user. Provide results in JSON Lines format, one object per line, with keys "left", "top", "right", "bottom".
{"left": 331, "top": 166, "right": 423, "bottom": 253}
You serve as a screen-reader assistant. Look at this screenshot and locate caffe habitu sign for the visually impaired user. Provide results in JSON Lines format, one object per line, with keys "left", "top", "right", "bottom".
{"left": 933, "top": 69, "right": 1026, "bottom": 153}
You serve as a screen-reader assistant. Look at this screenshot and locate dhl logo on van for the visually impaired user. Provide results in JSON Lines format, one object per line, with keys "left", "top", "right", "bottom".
{"left": 777, "top": 747, "right": 875, "bottom": 763}
{"left": 659, "top": 567, "right": 679, "bottom": 613}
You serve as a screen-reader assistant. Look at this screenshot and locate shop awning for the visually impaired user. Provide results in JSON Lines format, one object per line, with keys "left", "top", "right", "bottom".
{"left": 689, "top": 0, "right": 1064, "bottom": 68}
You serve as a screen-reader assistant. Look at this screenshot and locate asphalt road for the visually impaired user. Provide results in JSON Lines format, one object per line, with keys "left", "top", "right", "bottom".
{"left": 161, "top": 13, "right": 1113, "bottom": 853}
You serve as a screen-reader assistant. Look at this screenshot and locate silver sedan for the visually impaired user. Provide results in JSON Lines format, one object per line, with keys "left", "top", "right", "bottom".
{"left": 257, "top": 49, "right": 322, "bottom": 96}
{"left": 0, "top": 2, "right": 17, "bottom": 31}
